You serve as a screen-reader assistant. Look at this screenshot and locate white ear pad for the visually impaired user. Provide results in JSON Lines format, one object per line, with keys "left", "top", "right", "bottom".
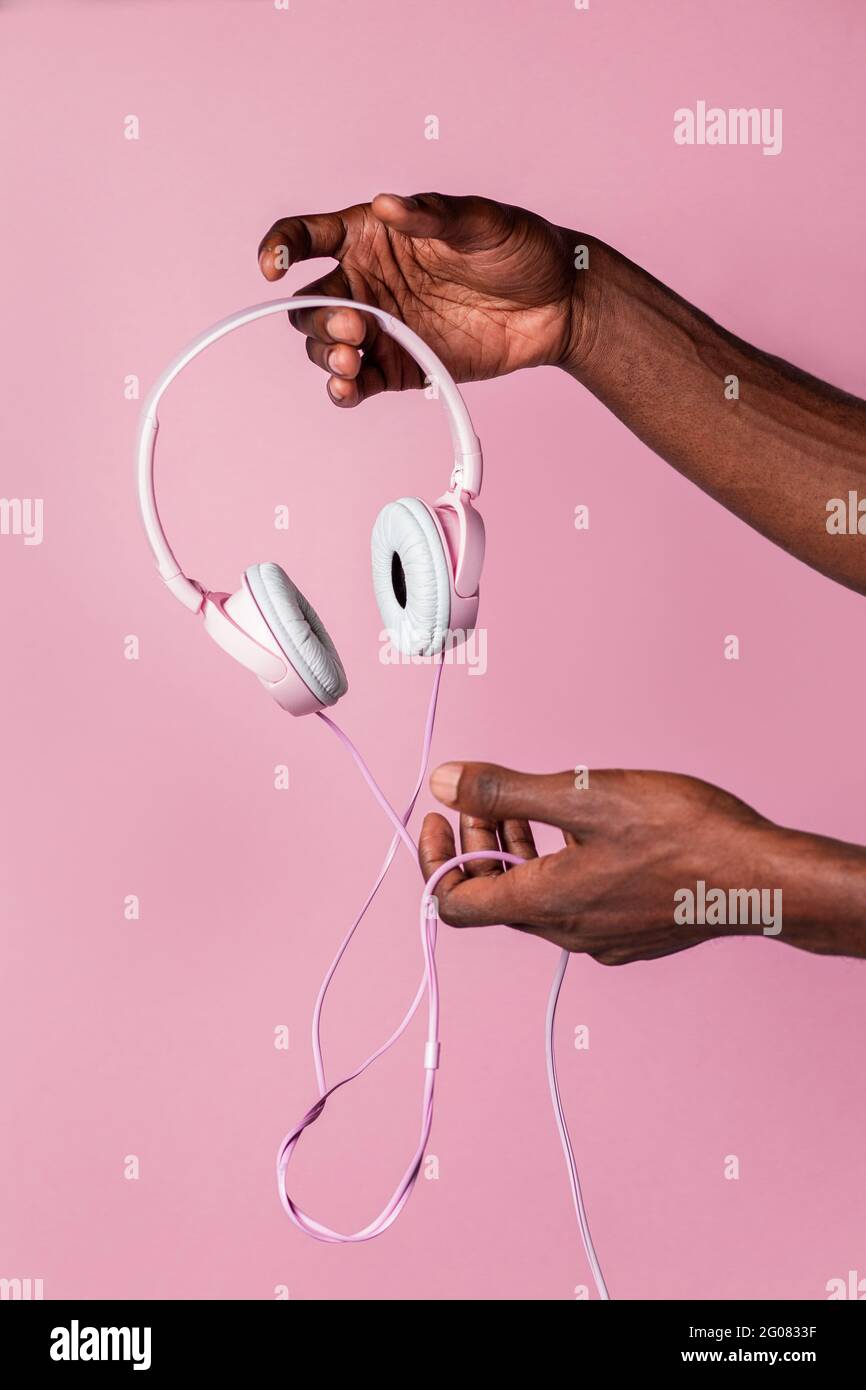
{"left": 371, "top": 497, "right": 451, "bottom": 656}
{"left": 244, "top": 562, "right": 348, "bottom": 706}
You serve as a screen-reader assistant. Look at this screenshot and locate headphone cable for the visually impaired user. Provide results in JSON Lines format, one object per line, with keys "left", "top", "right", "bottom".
{"left": 277, "top": 663, "right": 610, "bottom": 1297}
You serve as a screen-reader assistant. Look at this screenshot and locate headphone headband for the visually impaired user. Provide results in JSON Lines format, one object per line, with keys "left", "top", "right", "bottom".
{"left": 136, "top": 297, "right": 483, "bottom": 612}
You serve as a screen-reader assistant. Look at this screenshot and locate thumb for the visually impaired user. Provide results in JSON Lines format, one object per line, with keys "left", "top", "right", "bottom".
{"left": 429, "top": 761, "right": 579, "bottom": 833}
{"left": 371, "top": 192, "right": 511, "bottom": 252}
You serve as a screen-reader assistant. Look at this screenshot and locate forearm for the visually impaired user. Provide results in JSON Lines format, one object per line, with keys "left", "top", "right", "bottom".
{"left": 563, "top": 236, "right": 866, "bottom": 596}
{"left": 748, "top": 822, "right": 866, "bottom": 958}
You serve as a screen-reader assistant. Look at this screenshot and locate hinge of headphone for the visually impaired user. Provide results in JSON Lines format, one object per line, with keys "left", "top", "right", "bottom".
{"left": 449, "top": 447, "right": 483, "bottom": 498}
{"left": 162, "top": 571, "right": 206, "bottom": 613}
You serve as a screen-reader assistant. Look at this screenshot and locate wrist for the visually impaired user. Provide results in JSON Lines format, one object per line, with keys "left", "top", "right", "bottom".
{"left": 555, "top": 229, "right": 609, "bottom": 380}
{"left": 753, "top": 823, "right": 866, "bottom": 957}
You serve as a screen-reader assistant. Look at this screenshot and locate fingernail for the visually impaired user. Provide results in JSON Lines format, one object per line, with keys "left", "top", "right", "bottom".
{"left": 327, "top": 348, "right": 342, "bottom": 373}
{"left": 430, "top": 762, "right": 463, "bottom": 806}
{"left": 378, "top": 193, "right": 418, "bottom": 210}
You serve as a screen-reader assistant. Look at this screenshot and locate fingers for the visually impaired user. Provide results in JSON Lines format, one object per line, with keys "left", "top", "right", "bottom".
{"left": 418, "top": 812, "right": 551, "bottom": 929}
{"left": 499, "top": 819, "right": 538, "bottom": 863}
{"left": 459, "top": 815, "right": 538, "bottom": 879}
{"left": 418, "top": 812, "right": 537, "bottom": 896}
{"left": 429, "top": 762, "right": 581, "bottom": 834}
{"left": 259, "top": 195, "right": 510, "bottom": 281}
{"left": 287, "top": 269, "right": 370, "bottom": 349}
{"left": 418, "top": 811, "right": 462, "bottom": 900}
{"left": 307, "top": 336, "right": 362, "bottom": 381}
{"left": 327, "top": 360, "right": 388, "bottom": 409}
{"left": 459, "top": 815, "right": 502, "bottom": 879}
{"left": 258, "top": 211, "right": 347, "bottom": 281}
{"left": 439, "top": 853, "right": 548, "bottom": 928}
{"left": 371, "top": 192, "right": 512, "bottom": 252}
{"left": 283, "top": 268, "right": 378, "bottom": 407}
{"left": 458, "top": 814, "right": 537, "bottom": 915}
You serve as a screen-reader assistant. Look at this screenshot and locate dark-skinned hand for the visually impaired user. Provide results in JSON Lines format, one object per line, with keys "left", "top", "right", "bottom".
{"left": 415, "top": 761, "right": 862, "bottom": 964}
{"left": 258, "top": 191, "right": 582, "bottom": 406}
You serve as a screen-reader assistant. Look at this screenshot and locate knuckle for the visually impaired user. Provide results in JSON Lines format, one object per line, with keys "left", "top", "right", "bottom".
{"left": 592, "top": 951, "right": 618, "bottom": 967}
{"left": 473, "top": 771, "right": 501, "bottom": 819}
{"left": 438, "top": 893, "right": 466, "bottom": 928}
{"left": 469, "top": 862, "right": 501, "bottom": 879}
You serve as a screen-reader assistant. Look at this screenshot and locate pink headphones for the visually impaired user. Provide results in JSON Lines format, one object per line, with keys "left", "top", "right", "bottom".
{"left": 136, "top": 298, "right": 609, "bottom": 1293}
{"left": 136, "top": 297, "right": 485, "bottom": 711}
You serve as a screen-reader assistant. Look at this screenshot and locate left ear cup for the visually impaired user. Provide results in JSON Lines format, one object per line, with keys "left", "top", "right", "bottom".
{"left": 371, "top": 497, "right": 451, "bottom": 656}
{"left": 245, "top": 562, "right": 348, "bottom": 707}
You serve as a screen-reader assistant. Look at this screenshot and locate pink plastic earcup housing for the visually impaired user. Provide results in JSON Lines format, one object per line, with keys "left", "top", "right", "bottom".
{"left": 202, "top": 564, "right": 348, "bottom": 716}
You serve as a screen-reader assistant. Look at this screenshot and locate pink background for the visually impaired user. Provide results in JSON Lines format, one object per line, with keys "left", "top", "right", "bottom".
{"left": 2, "top": 0, "right": 865, "bottom": 1301}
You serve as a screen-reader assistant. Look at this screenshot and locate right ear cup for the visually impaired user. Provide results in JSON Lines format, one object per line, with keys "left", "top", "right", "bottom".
{"left": 371, "top": 497, "right": 451, "bottom": 656}
{"left": 245, "top": 562, "right": 348, "bottom": 709}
